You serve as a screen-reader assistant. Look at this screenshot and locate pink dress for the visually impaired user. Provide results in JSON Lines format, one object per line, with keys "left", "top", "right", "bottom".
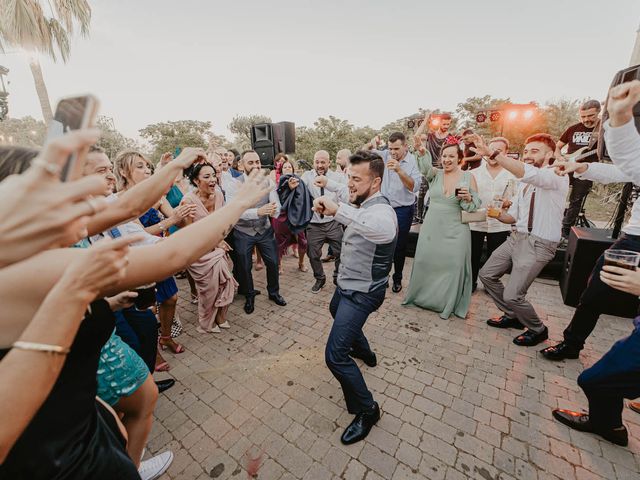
{"left": 184, "top": 191, "right": 238, "bottom": 331}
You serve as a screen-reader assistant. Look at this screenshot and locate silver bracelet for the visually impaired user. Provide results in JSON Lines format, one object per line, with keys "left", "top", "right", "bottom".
{"left": 12, "top": 341, "right": 70, "bottom": 355}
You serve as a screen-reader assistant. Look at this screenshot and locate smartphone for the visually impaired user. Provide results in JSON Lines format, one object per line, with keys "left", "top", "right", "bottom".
{"left": 46, "top": 94, "right": 99, "bottom": 181}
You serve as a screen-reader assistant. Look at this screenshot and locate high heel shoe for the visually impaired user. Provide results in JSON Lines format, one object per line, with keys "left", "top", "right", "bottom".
{"left": 159, "top": 335, "right": 185, "bottom": 354}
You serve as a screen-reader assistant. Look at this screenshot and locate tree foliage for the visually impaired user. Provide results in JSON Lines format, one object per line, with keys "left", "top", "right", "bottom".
{"left": 0, "top": 116, "right": 47, "bottom": 147}
{"left": 95, "top": 116, "right": 138, "bottom": 159}
{"left": 228, "top": 114, "right": 272, "bottom": 151}
{"left": 139, "top": 120, "right": 215, "bottom": 161}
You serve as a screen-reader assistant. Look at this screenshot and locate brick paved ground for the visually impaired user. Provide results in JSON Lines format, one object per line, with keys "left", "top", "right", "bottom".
{"left": 148, "top": 255, "right": 640, "bottom": 479}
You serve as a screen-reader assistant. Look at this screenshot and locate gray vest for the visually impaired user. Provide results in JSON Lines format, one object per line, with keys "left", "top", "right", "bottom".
{"left": 338, "top": 195, "right": 397, "bottom": 292}
{"left": 233, "top": 176, "right": 272, "bottom": 236}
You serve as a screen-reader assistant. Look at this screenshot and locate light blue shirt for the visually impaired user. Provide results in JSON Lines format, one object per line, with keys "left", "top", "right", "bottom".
{"left": 374, "top": 149, "right": 422, "bottom": 208}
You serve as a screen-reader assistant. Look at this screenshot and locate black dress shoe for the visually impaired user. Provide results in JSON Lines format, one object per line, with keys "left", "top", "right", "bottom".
{"left": 341, "top": 402, "right": 380, "bottom": 445}
{"left": 349, "top": 349, "right": 377, "bottom": 367}
{"left": 392, "top": 281, "right": 402, "bottom": 293}
{"left": 244, "top": 296, "right": 255, "bottom": 314}
{"left": 487, "top": 315, "right": 525, "bottom": 329}
{"left": 513, "top": 327, "right": 548, "bottom": 346}
{"left": 155, "top": 379, "right": 175, "bottom": 393}
{"left": 540, "top": 341, "right": 580, "bottom": 361}
{"left": 268, "top": 294, "right": 287, "bottom": 306}
{"left": 552, "top": 409, "right": 628, "bottom": 446}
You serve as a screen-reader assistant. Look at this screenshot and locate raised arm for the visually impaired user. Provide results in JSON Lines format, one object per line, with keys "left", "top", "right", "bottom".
{"left": 87, "top": 147, "right": 205, "bottom": 235}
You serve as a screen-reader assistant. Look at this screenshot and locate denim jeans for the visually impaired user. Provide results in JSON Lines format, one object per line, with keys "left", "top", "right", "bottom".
{"left": 393, "top": 204, "right": 415, "bottom": 283}
{"left": 325, "top": 286, "right": 385, "bottom": 414}
{"left": 577, "top": 317, "right": 640, "bottom": 431}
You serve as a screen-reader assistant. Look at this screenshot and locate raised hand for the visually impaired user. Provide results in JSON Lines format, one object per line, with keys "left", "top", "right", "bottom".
{"left": 313, "top": 197, "right": 338, "bottom": 217}
{"left": 172, "top": 147, "right": 208, "bottom": 169}
{"left": 257, "top": 202, "right": 277, "bottom": 217}
{"left": 159, "top": 152, "right": 173, "bottom": 167}
{"left": 468, "top": 134, "right": 491, "bottom": 157}
{"left": 172, "top": 203, "right": 197, "bottom": 221}
{"left": 607, "top": 80, "right": 640, "bottom": 126}
{"left": 551, "top": 160, "right": 588, "bottom": 177}
{"left": 230, "top": 169, "right": 272, "bottom": 210}
{"left": 0, "top": 129, "right": 111, "bottom": 267}
{"left": 413, "top": 135, "right": 426, "bottom": 155}
{"left": 314, "top": 175, "right": 328, "bottom": 188}
{"left": 288, "top": 177, "right": 300, "bottom": 190}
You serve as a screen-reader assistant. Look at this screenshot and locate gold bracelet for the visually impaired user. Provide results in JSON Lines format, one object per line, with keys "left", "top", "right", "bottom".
{"left": 12, "top": 341, "right": 70, "bottom": 355}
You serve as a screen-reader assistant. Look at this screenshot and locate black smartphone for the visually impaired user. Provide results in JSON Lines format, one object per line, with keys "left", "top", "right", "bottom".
{"left": 46, "top": 94, "right": 99, "bottom": 181}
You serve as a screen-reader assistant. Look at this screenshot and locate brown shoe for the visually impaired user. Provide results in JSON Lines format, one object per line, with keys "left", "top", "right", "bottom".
{"left": 628, "top": 401, "right": 640, "bottom": 415}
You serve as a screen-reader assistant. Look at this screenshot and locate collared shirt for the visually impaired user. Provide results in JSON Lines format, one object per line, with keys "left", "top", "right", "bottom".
{"left": 576, "top": 124, "right": 640, "bottom": 236}
{"left": 300, "top": 169, "right": 348, "bottom": 223}
{"left": 373, "top": 150, "right": 422, "bottom": 208}
{"left": 470, "top": 161, "right": 516, "bottom": 233}
{"left": 89, "top": 193, "right": 160, "bottom": 246}
{"left": 334, "top": 192, "right": 398, "bottom": 244}
{"left": 225, "top": 174, "right": 281, "bottom": 221}
{"left": 506, "top": 163, "right": 569, "bottom": 242}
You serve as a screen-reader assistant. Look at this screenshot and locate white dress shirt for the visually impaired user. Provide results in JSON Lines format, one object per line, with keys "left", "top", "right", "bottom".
{"left": 334, "top": 192, "right": 398, "bottom": 243}
{"left": 225, "top": 174, "right": 281, "bottom": 220}
{"left": 506, "top": 163, "right": 569, "bottom": 242}
{"left": 470, "top": 161, "right": 516, "bottom": 233}
{"left": 300, "top": 169, "right": 348, "bottom": 224}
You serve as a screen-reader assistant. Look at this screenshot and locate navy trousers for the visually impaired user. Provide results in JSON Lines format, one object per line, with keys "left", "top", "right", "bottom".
{"left": 392, "top": 204, "right": 415, "bottom": 283}
{"left": 325, "top": 286, "right": 385, "bottom": 414}
{"left": 577, "top": 317, "right": 640, "bottom": 431}
{"left": 115, "top": 307, "right": 158, "bottom": 373}
{"left": 563, "top": 234, "right": 640, "bottom": 350}
{"left": 233, "top": 228, "right": 280, "bottom": 297}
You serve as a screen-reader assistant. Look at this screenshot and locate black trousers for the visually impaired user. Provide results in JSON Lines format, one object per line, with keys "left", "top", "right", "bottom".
{"left": 117, "top": 307, "right": 159, "bottom": 373}
{"left": 562, "top": 178, "right": 592, "bottom": 238}
{"left": 577, "top": 317, "right": 640, "bottom": 431}
{"left": 470, "top": 230, "right": 510, "bottom": 288}
{"left": 563, "top": 234, "right": 640, "bottom": 350}
{"left": 306, "top": 221, "right": 343, "bottom": 282}
{"left": 233, "top": 228, "right": 280, "bottom": 297}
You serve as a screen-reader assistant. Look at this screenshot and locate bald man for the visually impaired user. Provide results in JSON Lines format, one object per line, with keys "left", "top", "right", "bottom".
{"left": 300, "top": 150, "right": 349, "bottom": 293}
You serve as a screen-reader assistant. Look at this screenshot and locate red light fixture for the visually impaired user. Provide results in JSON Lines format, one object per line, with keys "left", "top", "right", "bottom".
{"left": 475, "top": 112, "right": 487, "bottom": 123}
{"left": 489, "top": 111, "right": 501, "bottom": 122}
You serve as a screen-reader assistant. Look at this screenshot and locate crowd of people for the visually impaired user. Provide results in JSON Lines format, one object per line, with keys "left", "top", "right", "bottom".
{"left": 3, "top": 80, "right": 640, "bottom": 479}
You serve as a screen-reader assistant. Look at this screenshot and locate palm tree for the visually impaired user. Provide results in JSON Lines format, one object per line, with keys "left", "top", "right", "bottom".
{"left": 0, "top": 0, "right": 92, "bottom": 123}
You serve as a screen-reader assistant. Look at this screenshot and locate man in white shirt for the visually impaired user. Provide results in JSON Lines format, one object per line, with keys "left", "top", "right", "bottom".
{"left": 313, "top": 150, "right": 398, "bottom": 445}
{"left": 225, "top": 151, "right": 287, "bottom": 314}
{"left": 541, "top": 80, "right": 640, "bottom": 361}
{"left": 470, "top": 137, "right": 516, "bottom": 291}
{"left": 300, "top": 150, "right": 349, "bottom": 293}
{"left": 475, "top": 134, "right": 569, "bottom": 346}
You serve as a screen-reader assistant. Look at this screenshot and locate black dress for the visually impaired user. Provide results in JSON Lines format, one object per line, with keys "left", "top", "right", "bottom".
{"left": 0, "top": 300, "right": 140, "bottom": 479}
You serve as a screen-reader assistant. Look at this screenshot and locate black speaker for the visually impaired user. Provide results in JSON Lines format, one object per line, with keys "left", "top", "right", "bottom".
{"left": 251, "top": 123, "right": 275, "bottom": 167}
{"left": 560, "top": 227, "right": 638, "bottom": 318}
{"left": 274, "top": 121, "right": 295, "bottom": 154}
{"left": 598, "top": 64, "right": 640, "bottom": 161}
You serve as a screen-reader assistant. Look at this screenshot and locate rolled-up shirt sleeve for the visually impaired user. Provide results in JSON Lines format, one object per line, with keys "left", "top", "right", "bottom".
{"left": 574, "top": 162, "right": 633, "bottom": 184}
{"left": 603, "top": 118, "right": 640, "bottom": 185}
{"left": 521, "top": 163, "right": 567, "bottom": 190}
{"left": 334, "top": 203, "right": 397, "bottom": 244}
{"left": 407, "top": 156, "right": 422, "bottom": 194}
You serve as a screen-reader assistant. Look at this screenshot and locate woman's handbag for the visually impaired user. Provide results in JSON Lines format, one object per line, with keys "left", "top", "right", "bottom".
{"left": 461, "top": 209, "right": 486, "bottom": 224}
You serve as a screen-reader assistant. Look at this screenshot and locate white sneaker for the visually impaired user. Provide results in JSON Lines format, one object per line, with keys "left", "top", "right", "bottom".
{"left": 218, "top": 321, "right": 230, "bottom": 329}
{"left": 138, "top": 451, "right": 173, "bottom": 480}
{"left": 210, "top": 325, "right": 222, "bottom": 333}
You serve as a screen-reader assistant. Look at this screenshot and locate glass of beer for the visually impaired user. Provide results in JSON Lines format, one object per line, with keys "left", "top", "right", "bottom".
{"left": 603, "top": 250, "right": 640, "bottom": 272}
{"left": 487, "top": 199, "right": 503, "bottom": 218}
{"left": 134, "top": 283, "right": 157, "bottom": 311}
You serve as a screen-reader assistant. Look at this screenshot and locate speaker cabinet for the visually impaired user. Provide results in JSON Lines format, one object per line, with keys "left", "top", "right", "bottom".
{"left": 561, "top": 227, "right": 638, "bottom": 318}
{"left": 250, "top": 121, "right": 296, "bottom": 167}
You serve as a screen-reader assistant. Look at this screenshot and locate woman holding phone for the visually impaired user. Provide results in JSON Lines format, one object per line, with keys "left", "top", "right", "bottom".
{"left": 403, "top": 137, "right": 480, "bottom": 319}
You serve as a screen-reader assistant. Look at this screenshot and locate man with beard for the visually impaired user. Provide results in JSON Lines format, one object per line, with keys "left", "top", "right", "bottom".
{"left": 475, "top": 134, "right": 569, "bottom": 347}
{"left": 313, "top": 150, "right": 397, "bottom": 444}
{"left": 300, "top": 150, "right": 348, "bottom": 293}
{"left": 226, "top": 150, "right": 287, "bottom": 314}
{"left": 557, "top": 100, "right": 601, "bottom": 240}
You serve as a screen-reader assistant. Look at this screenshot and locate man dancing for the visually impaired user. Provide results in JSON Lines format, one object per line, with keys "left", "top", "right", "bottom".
{"left": 313, "top": 150, "right": 398, "bottom": 444}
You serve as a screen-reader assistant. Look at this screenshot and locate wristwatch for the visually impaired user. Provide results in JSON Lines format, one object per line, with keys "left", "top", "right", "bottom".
{"left": 489, "top": 150, "right": 500, "bottom": 160}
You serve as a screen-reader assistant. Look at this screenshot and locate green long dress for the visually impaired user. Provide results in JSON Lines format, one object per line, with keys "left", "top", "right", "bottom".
{"left": 403, "top": 154, "right": 481, "bottom": 319}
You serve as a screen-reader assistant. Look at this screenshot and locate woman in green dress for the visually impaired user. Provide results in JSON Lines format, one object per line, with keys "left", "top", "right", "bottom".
{"left": 403, "top": 137, "right": 481, "bottom": 319}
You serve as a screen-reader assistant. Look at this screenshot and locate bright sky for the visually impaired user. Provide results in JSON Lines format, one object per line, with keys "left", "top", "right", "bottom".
{"left": 2, "top": 0, "right": 639, "bottom": 141}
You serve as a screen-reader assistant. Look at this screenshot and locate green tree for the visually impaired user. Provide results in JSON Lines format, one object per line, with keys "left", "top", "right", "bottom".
{"left": 95, "top": 116, "right": 137, "bottom": 159}
{"left": 542, "top": 98, "right": 581, "bottom": 140}
{"left": 139, "top": 120, "right": 213, "bottom": 161}
{"left": 456, "top": 95, "right": 511, "bottom": 139}
{"left": 0, "top": 115, "right": 47, "bottom": 147}
{"left": 0, "top": 0, "right": 92, "bottom": 123}
{"left": 228, "top": 114, "right": 271, "bottom": 151}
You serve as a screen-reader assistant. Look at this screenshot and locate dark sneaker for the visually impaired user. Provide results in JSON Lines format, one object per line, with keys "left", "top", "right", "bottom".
{"left": 311, "top": 278, "right": 326, "bottom": 293}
